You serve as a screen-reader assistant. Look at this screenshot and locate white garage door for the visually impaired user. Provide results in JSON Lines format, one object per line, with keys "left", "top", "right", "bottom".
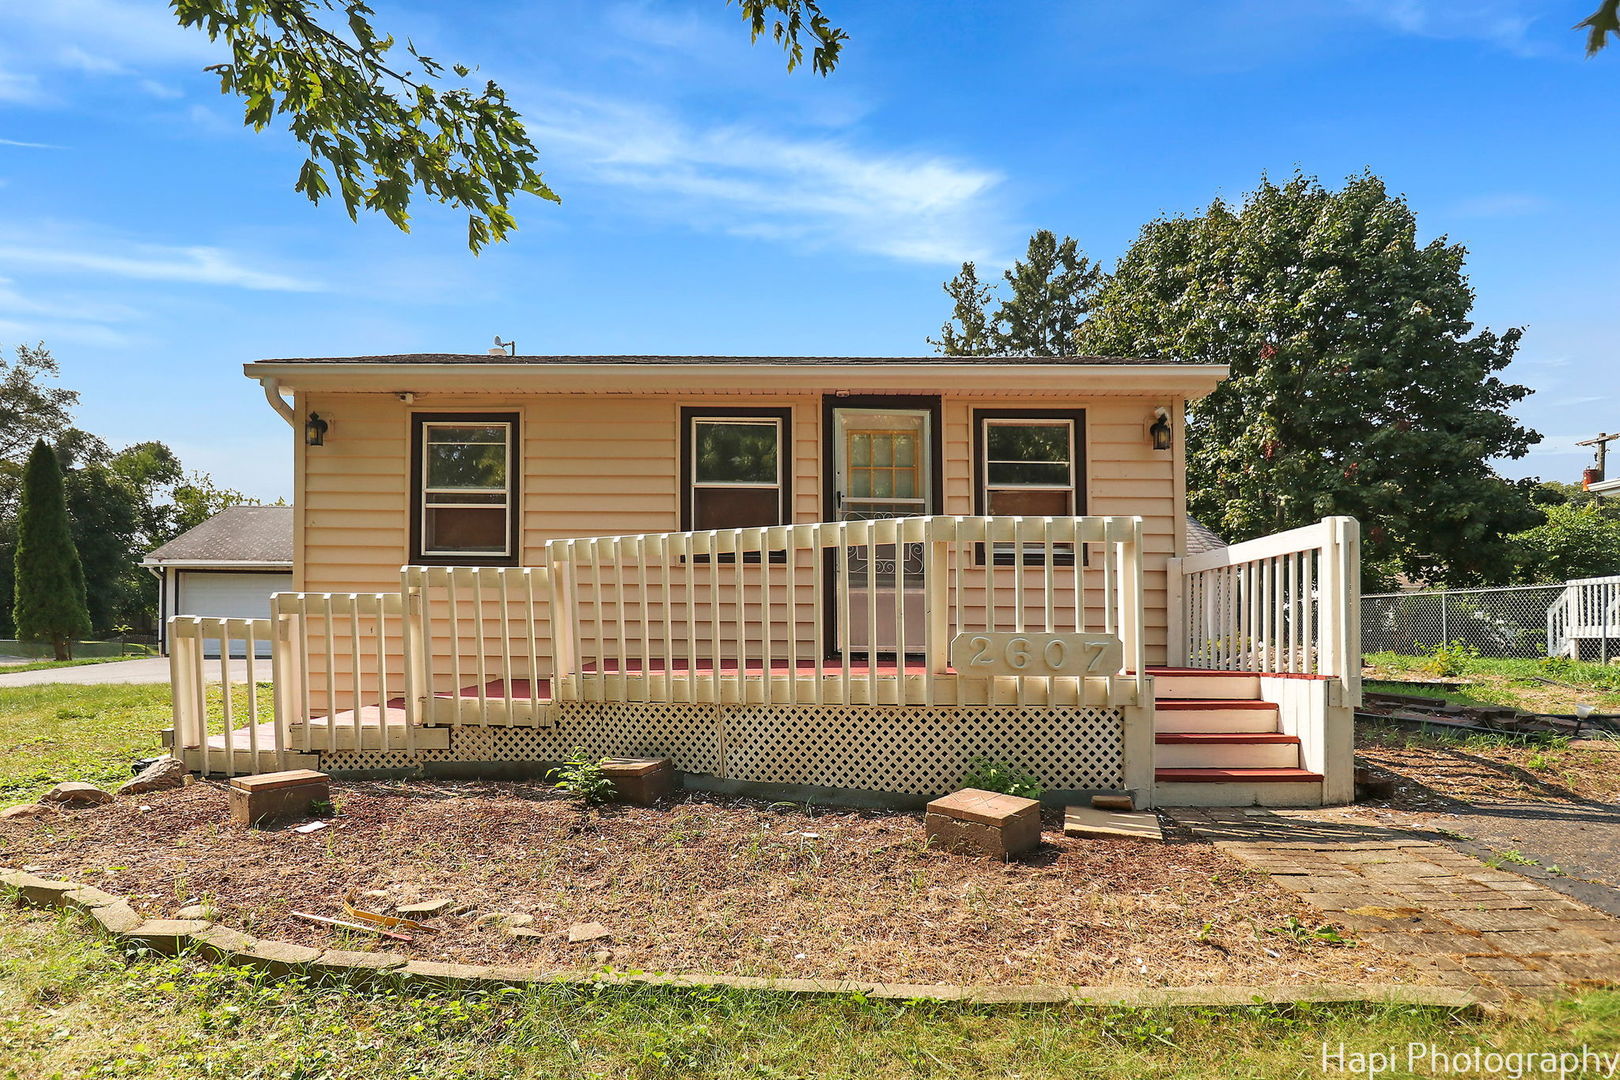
{"left": 176, "top": 571, "right": 292, "bottom": 657}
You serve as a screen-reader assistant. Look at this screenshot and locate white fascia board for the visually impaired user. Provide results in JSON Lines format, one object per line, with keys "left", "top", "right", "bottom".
{"left": 244, "top": 361, "right": 1231, "bottom": 400}
{"left": 138, "top": 559, "right": 294, "bottom": 570}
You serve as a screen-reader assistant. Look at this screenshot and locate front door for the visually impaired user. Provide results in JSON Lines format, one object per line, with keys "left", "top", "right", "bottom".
{"left": 830, "top": 405, "right": 933, "bottom": 655}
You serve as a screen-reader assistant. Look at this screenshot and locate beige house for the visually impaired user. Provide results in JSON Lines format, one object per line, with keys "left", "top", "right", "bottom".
{"left": 168, "top": 354, "right": 1362, "bottom": 808}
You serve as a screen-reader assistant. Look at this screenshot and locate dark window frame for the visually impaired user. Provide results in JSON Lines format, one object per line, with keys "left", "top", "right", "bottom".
{"left": 971, "top": 407, "right": 1086, "bottom": 566}
{"left": 680, "top": 406, "right": 794, "bottom": 562}
{"left": 409, "top": 411, "right": 521, "bottom": 566}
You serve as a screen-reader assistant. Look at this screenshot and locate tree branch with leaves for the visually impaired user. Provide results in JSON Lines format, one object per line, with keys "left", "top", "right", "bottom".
{"left": 170, "top": 0, "right": 843, "bottom": 252}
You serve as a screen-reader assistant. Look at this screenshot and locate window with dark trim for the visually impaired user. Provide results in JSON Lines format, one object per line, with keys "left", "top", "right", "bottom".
{"left": 972, "top": 408, "right": 1085, "bottom": 564}
{"left": 680, "top": 407, "right": 792, "bottom": 532}
{"left": 410, "top": 412, "right": 519, "bottom": 564}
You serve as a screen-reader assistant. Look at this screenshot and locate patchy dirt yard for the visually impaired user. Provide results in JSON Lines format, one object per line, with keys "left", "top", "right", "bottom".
{"left": 0, "top": 781, "right": 1413, "bottom": 987}
{"left": 1356, "top": 725, "right": 1620, "bottom": 808}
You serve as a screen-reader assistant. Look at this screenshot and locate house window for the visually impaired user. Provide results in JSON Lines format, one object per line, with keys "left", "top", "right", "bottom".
{"left": 974, "top": 409, "right": 1085, "bottom": 560}
{"left": 682, "top": 408, "right": 791, "bottom": 532}
{"left": 412, "top": 414, "right": 518, "bottom": 562}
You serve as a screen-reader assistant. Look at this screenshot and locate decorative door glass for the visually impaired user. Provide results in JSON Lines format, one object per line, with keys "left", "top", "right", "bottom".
{"left": 834, "top": 409, "right": 931, "bottom": 586}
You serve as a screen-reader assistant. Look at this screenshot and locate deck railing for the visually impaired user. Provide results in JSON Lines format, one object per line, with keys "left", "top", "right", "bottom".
{"left": 271, "top": 591, "right": 407, "bottom": 752}
{"left": 1170, "top": 517, "right": 1361, "bottom": 704}
{"left": 402, "top": 564, "right": 553, "bottom": 727}
{"left": 545, "top": 514, "right": 1146, "bottom": 707}
{"left": 169, "top": 514, "right": 1150, "bottom": 773}
{"left": 1547, "top": 574, "right": 1620, "bottom": 661}
{"left": 168, "top": 615, "right": 284, "bottom": 777}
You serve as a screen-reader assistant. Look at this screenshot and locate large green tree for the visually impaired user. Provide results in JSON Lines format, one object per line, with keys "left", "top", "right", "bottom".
{"left": 1079, "top": 172, "right": 1541, "bottom": 588}
{"left": 170, "top": 0, "right": 845, "bottom": 251}
{"left": 1505, "top": 482, "right": 1620, "bottom": 582}
{"left": 931, "top": 230, "right": 1104, "bottom": 356}
{"left": 12, "top": 440, "right": 91, "bottom": 661}
{"left": 0, "top": 349, "right": 254, "bottom": 636}
{"left": 0, "top": 344, "right": 96, "bottom": 462}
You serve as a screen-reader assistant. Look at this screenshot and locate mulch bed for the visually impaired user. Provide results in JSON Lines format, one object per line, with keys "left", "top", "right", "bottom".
{"left": 1, "top": 780, "right": 1417, "bottom": 987}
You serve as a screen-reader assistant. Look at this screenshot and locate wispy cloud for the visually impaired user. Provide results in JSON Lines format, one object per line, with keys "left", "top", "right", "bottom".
{"left": 1449, "top": 192, "right": 1550, "bottom": 218}
{"left": 0, "top": 1, "right": 217, "bottom": 107}
{"left": 0, "top": 136, "right": 63, "bottom": 149}
{"left": 0, "top": 242, "right": 316, "bottom": 292}
{"left": 0, "top": 66, "right": 44, "bottom": 104}
{"left": 529, "top": 93, "right": 1007, "bottom": 265}
{"left": 1347, "top": 0, "right": 1549, "bottom": 55}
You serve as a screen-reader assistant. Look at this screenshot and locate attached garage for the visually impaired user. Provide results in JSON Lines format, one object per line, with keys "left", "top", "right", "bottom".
{"left": 142, "top": 506, "right": 294, "bottom": 658}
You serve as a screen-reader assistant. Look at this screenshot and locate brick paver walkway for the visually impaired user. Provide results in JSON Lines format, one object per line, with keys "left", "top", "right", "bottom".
{"left": 1166, "top": 808, "right": 1620, "bottom": 998}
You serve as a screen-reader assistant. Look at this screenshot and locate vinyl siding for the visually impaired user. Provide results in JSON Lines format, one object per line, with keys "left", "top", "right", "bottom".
{"left": 293, "top": 390, "right": 1184, "bottom": 713}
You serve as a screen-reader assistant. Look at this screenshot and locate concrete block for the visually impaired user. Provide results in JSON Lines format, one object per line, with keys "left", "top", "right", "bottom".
{"left": 924, "top": 788, "right": 1041, "bottom": 859}
{"left": 124, "top": 919, "right": 211, "bottom": 956}
{"left": 229, "top": 769, "right": 331, "bottom": 827}
{"left": 601, "top": 758, "right": 676, "bottom": 806}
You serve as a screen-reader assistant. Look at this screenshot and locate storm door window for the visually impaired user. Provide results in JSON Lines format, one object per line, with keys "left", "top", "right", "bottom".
{"left": 689, "top": 418, "right": 785, "bottom": 530}
{"left": 419, "top": 421, "right": 514, "bottom": 556}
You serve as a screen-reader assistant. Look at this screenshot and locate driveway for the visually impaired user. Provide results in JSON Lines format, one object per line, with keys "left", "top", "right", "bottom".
{"left": 0, "top": 656, "right": 250, "bottom": 688}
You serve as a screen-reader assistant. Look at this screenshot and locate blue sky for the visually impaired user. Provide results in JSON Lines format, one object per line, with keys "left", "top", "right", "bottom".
{"left": 0, "top": 1, "right": 1615, "bottom": 501}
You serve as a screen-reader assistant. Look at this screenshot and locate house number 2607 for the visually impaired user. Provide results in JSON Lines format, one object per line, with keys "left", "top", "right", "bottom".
{"left": 948, "top": 632, "right": 1124, "bottom": 677}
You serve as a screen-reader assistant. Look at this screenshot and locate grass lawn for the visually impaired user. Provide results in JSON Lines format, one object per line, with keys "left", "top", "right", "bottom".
{"left": 1363, "top": 651, "right": 1620, "bottom": 715}
{"left": 1, "top": 908, "right": 1617, "bottom": 1079}
{"left": 1359, "top": 652, "right": 1620, "bottom": 804}
{"left": 0, "top": 656, "right": 145, "bottom": 675}
{"left": 0, "top": 682, "right": 269, "bottom": 805}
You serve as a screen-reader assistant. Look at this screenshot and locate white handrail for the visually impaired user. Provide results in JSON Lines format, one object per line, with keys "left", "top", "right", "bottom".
{"left": 168, "top": 616, "right": 280, "bottom": 777}
{"left": 1547, "top": 576, "right": 1620, "bottom": 659}
{"left": 1171, "top": 516, "right": 1360, "bottom": 705}
{"left": 270, "top": 591, "right": 407, "bottom": 752}
{"left": 401, "top": 565, "right": 552, "bottom": 727}
{"left": 545, "top": 514, "right": 1147, "bottom": 707}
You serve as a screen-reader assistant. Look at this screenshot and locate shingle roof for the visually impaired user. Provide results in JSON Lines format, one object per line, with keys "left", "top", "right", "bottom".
{"left": 1186, "top": 517, "right": 1227, "bottom": 556}
{"left": 254, "top": 353, "right": 1188, "bottom": 366}
{"left": 143, "top": 505, "right": 293, "bottom": 566}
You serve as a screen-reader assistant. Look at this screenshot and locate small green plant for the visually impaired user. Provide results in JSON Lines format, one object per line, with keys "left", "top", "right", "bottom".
{"left": 1413, "top": 639, "right": 1479, "bottom": 678}
{"left": 1267, "top": 916, "right": 1353, "bottom": 947}
{"left": 549, "top": 748, "right": 616, "bottom": 805}
{"left": 1485, "top": 848, "right": 1537, "bottom": 868}
{"left": 960, "top": 756, "right": 1043, "bottom": 799}
{"left": 1539, "top": 655, "right": 1579, "bottom": 679}
{"left": 1526, "top": 752, "right": 1551, "bottom": 770}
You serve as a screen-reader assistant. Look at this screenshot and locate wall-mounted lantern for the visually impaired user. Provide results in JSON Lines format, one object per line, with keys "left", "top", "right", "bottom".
{"left": 1149, "top": 407, "right": 1172, "bottom": 452}
{"left": 305, "top": 412, "right": 329, "bottom": 447}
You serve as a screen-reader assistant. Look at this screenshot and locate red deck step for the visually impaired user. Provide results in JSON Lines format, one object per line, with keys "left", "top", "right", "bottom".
{"left": 1154, "top": 698, "right": 1278, "bottom": 711}
{"left": 1154, "top": 767, "right": 1324, "bottom": 783}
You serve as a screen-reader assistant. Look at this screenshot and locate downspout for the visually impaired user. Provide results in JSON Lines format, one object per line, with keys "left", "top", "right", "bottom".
{"left": 258, "top": 377, "right": 296, "bottom": 426}
{"left": 144, "top": 565, "right": 166, "bottom": 655}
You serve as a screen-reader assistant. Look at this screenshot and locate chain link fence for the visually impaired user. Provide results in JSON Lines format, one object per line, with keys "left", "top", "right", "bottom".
{"left": 1361, "top": 585, "right": 1567, "bottom": 659}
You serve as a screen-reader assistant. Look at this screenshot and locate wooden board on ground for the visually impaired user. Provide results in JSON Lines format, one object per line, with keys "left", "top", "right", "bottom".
{"left": 1063, "top": 806, "right": 1163, "bottom": 842}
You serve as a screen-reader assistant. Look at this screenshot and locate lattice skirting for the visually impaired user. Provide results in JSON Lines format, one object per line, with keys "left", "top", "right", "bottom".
{"left": 315, "top": 703, "right": 1123, "bottom": 796}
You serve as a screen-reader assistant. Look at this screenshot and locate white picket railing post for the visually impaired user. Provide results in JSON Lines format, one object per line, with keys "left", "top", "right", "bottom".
{"left": 1325, "top": 515, "right": 1361, "bottom": 707}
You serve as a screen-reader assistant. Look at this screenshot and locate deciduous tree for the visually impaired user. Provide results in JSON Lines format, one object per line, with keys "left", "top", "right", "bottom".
{"left": 1510, "top": 502, "right": 1620, "bottom": 582}
{"left": 1079, "top": 172, "right": 1541, "bottom": 588}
